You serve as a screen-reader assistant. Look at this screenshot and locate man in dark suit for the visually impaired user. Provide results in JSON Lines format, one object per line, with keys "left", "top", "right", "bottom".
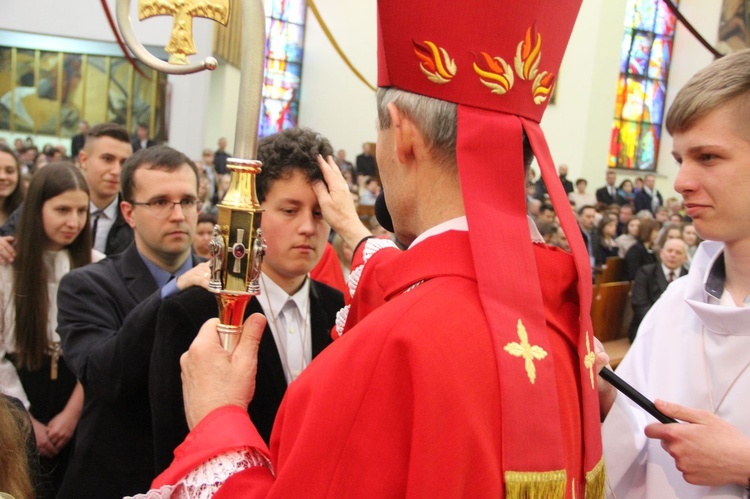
{"left": 131, "top": 123, "right": 156, "bottom": 151}
{"left": 578, "top": 205, "right": 597, "bottom": 270}
{"left": 150, "top": 127, "right": 344, "bottom": 473}
{"left": 355, "top": 142, "right": 378, "bottom": 179}
{"left": 628, "top": 238, "right": 688, "bottom": 341}
{"left": 596, "top": 170, "right": 623, "bottom": 205}
{"left": 57, "top": 146, "right": 210, "bottom": 498}
{"left": 70, "top": 120, "right": 88, "bottom": 159}
{"left": 79, "top": 123, "right": 136, "bottom": 255}
{"left": 557, "top": 163, "right": 574, "bottom": 195}
{"left": 214, "top": 136, "right": 230, "bottom": 174}
{"left": 634, "top": 173, "right": 663, "bottom": 214}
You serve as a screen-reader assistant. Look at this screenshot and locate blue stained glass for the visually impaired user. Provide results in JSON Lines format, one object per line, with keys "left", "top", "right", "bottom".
{"left": 635, "top": 0, "right": 657, "bottom": 31}
{"left": 620, "top": 31, "right": 634, "bottom": 73}
{"left": 271, "top": 0, "right": 306, "bottom": 24}
{"left": 266, "top": 20, "right": 304, "bottom": 62}
{"left": 260, "top": 0, "right": 307, "bottom": 137}
{"left": 259, "top": 98, "right": 298, "bottom": 137}
{"left": 648, "top": 37, "right": 671, "bottom": 80}
{"left": 263, "top": 60, "right": 301, "bottom": 100}
{"left": 645, "top": 80, "right": 666, "bottom": 124}
{"left": 623, "top": 0, "right": 639, "bottom": 28}
{"left": 636, "top": 124, "right": 659, "bottom": 170}
{"left": 610, "top": 0, "right": 675, "bottom": 170}
{"left": 628, "top": 32, "right": 654, "bottom": 76}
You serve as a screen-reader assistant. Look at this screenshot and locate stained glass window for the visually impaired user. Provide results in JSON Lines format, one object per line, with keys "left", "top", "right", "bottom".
{"left": 609, "top": 0, "right": 678, "bottom": 171}
{"left": 259, "top": 0, "right": 307, "bottom": 137}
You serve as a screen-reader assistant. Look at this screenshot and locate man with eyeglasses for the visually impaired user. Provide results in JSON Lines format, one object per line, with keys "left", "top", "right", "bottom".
{"left": 56, "top": 146, "right": 211, "bottom": 498}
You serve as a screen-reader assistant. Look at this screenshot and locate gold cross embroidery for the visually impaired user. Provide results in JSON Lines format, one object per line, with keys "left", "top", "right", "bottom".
{"left": 139, "top": 0, "right": 230, "bottom": 65}
{"left": 504, "top": 319, "right": 547, "bottom": 384}
{"left": 584, "top": 333, "right": 596, "bottom": 390}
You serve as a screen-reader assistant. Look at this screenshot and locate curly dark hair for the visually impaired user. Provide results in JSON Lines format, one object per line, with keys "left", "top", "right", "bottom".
{"left": 256, "top": 128, "right": 333, "bottom": 202}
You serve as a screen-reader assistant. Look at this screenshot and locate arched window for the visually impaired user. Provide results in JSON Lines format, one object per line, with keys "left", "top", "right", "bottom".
{"left": 608, "top": 0, "right": 678, "bottom": 171}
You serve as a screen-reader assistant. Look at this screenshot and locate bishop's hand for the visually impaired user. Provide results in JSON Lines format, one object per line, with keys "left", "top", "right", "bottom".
{"left": 312, "top": 155, "right": 371, "bottom": 250}
{"left": 180, "top": 314, "right": 266, "bottom": 429}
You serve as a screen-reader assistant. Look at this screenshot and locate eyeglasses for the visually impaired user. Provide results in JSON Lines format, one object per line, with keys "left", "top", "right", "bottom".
{"left": 129, "top": 198, "right": 200, "bottom": 218}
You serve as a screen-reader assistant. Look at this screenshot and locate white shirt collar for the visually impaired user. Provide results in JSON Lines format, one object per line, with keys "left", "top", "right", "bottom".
{"left": 409, "top": 215, "right": 544, "bottom": 249}
{"left": 258, "top": 271, "right": 310, "bottom": 321}
{"left": 661, "top": 264, "right": 681, "bottom": 280}
{"left": 91, "top": 197, "right": 119, "bottom": 219}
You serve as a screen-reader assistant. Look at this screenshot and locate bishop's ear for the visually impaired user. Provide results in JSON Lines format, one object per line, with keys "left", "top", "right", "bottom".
{"left": 387, "top": 102, "right": 420, "bottom": 166}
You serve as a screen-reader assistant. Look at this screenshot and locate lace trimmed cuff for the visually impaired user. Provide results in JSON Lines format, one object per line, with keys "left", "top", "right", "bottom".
{"left": 127, "top": 448, "right": 272, "bottom": 499}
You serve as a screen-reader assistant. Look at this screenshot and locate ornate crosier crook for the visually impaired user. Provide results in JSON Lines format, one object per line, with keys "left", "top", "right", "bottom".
{"left": 116, "top": 0, "right": 268, "bottom": 352}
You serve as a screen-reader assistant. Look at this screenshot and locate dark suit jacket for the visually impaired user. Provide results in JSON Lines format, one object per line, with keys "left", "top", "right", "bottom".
{"left": 105, "top": 195, "right": 134, "bottom": 255}
{"left": 624, "top": 241, "right": 658, "bottom": 281}
{"left": 131, "top": 138, "right": 156, "bottom": 151}
{"left": 71, "top": 133, "right": 86, "bottom": 159}
{"left": 634, "top": 188, "right": 663, "bottom": 214}
{"left": 596, "top": 186, "right": 624, "bottom": 205}
{"left": 150, "top": 281, "right": 343, "bottom": 474}
{"left": 57, "top": 244, "right": 202, "bottom": 498}
{"left": 629, "top": 263, "right": 687, "bottom": 341}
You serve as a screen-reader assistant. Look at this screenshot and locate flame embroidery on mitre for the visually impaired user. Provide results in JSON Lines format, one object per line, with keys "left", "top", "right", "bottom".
{"left": 532, "top": 71, "right": 556, "bottom": 105}
{"left": 413, "top": 40, "right": 457, "bottom": 84}
{"left": 514, "top": 25, "right": 542, "bottom": 81}
{"left": 513, "top": 25, "right": 556, "bottom": 105}
{"left": 472, "top": 51, "right": 514, "bottom": 95}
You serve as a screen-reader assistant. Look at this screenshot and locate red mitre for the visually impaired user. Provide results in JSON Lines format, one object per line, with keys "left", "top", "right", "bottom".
{"left": 378, "top": 1, "right": 604, "bottom": 497}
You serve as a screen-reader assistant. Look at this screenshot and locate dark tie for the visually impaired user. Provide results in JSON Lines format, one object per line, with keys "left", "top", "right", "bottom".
{"left": 91, "top": 211, "right": 102, "bottom": 241}
{"left": 668, "top": 271, "right": 675, "bottom": 282}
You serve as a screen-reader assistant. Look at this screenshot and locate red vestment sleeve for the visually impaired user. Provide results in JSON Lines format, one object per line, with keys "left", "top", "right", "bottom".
{"left": 152, "top": 405, "right": 271, "bottom": 488}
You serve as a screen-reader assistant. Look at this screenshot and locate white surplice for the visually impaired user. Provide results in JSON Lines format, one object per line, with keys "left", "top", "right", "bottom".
{"left": 602, "top": 240, "right": 750, "bottom": 498}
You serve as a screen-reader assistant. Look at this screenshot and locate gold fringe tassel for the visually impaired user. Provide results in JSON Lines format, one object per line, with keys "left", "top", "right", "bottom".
{"left": 584, "top": 458, "right": 606, "bottom": 499}
{"left": 504, "top": 470, "right": 567, "bottom": 499}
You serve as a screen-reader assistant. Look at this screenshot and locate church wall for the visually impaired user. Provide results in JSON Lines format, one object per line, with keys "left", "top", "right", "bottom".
{"left": 296, "top": 0, "right": 379, "bottom": 162}
{"left": 0, "top": 0, "right": 727, "bottom": 200}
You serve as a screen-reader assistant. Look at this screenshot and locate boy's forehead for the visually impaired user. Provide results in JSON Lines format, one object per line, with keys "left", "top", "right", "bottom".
{"left": 266, "top": 168, "right": 313, "bottom": 191}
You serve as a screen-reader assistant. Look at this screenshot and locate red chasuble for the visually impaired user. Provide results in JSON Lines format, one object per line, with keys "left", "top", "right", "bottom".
{"left": 154, "top": 230, "right": 586, "bottom": 497}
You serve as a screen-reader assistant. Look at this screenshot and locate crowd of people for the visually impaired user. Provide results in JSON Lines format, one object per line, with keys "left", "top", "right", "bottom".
{"left": 529, "top": 166, "right": 702, "bottom": 342}
{"left": 1, "top": 1, "right": 750, "bottom": 495}
{"left": 0, "top": 121, "right": 385, "bottom": 497}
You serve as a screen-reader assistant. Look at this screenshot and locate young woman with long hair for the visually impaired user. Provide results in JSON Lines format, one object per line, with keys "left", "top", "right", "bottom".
{"left": 594, "top": 212, "right": 619, "bottom": 266}
{"left": 0, "top": 162, "right": 103, "bottom": 498}
{"left": 0, "top": 144, "right": 23, "bottom": 226}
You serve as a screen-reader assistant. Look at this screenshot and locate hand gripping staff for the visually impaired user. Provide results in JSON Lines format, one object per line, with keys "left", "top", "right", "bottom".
{"left": 116, "top": 0, "right": 267, "bottom": 351}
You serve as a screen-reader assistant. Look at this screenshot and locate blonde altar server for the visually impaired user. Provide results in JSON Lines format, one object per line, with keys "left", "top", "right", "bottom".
{"left": 599, "top": 49, "right": 750, "bottom": 498}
